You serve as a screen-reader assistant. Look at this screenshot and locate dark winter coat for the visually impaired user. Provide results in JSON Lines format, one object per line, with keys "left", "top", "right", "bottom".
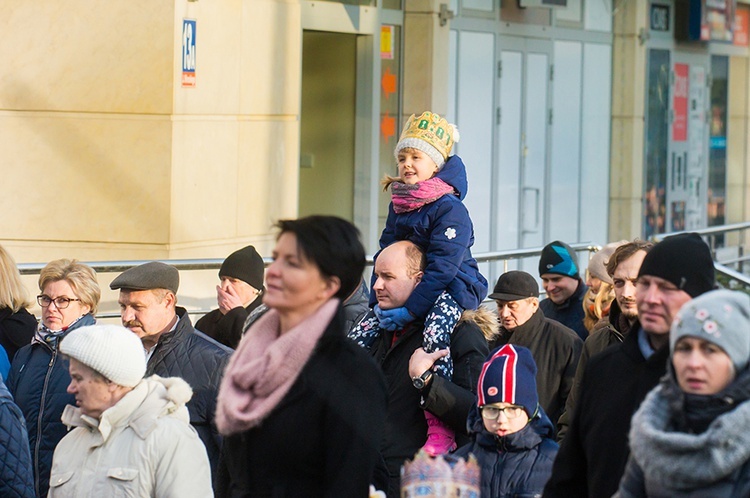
{"left": 0, "top": 307, "right": 37, "bottom": 361}
{"left": 216, "top": 306, "right": 388, "bottom": 498}
{"left": 195, "top": 295, "right": 263, "bottom": 348}
{"left": 370, "top": 155, "right": 488, "bottom": 319}
{"left": 368, "top": 308, "right": 492, "bottom": 496}
{"left": 557, "top": 300, "right": 635, "bottom": 440}
{"left": 0, "top": 379, "right": 34, "bottom": 498}
{"left": 453, "top": 405, "right": 558, "bottom": 498}
{"left": 6, "top": 313, "right": 95, "bottom": 497}
{"left": 543, "top": 325, "right": 669, "bottom": 498}
{"left": 146, "top": 307, "right": 232, "bottom": 481}
{"left": 615, "top": 369, "right": 750, "bottom": 498}
{"left": 489, "top": 308, "right": 582, "bottom": 428}
{"left": 539, "top": 279, "right": 588, "bottom": 341}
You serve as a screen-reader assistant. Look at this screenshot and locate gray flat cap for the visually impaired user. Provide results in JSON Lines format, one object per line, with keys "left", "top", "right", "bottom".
{"left": 110, "top": 262, "right": 179, "bottom": 293}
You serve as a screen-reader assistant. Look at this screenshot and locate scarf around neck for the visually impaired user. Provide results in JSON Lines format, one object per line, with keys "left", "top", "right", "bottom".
{"left": 629, "top": 370, "right": 750, "bottom": 490}
{"left": 34, "top": 313, "right": 95, "bottom": 347}
{"left": 215, "top": 298, "right": 339, "bottom": 435}
{"left": 391, "top": 177, "right": 455, "bottom": 213}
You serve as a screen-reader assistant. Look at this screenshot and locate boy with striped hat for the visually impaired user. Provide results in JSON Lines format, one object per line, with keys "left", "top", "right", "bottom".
{"left": 453, "top": 344, "right": 558, "bottom": 497}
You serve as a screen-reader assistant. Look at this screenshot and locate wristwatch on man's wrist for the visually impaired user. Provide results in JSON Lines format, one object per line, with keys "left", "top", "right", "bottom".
{"left": 412, "top": 370, "right": 433, "bottom": 390}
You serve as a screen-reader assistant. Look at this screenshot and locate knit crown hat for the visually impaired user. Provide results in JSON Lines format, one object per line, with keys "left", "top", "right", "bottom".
{"left": 395, "top": 111, "right": 459, "bottom": 169}
{"left": 671, "top": 289, "right": 750, "bottom": 372}
{"left": 538, "top": 240, "right": 579, "bottom": 279}
{"left": 587, "top": 240, "right": 627, "bottom": 284}
{"left": 477, "top": 344, "right": 539, "bottom": 417}
{"left": 637, "top": 232, "right": 715, "bottom": 298}
{"left": 219, "top": 245, "right": 265, "bottom": 290}
{"left": 60, "top": 324, "right": 146, "bottom": 387}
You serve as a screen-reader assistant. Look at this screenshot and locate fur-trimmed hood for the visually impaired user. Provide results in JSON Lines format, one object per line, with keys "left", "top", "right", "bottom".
{"left": 459, "top": 305, "right": 499, "bottom": 343}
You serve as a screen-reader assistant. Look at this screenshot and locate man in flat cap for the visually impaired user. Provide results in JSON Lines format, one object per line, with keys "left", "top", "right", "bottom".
{"left": 111, "top": 261, "right": 232, "bottom": 487}
{"left": 196, "top": 245, "right": 266, "bottom": 348}
{"left": 488, "top": 270, "right": 582, "bottom": 429}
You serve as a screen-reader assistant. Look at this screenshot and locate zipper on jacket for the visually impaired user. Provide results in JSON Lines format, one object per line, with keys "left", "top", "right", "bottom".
{"left": 35, "top": 345, "right": 57, "bottom": 496}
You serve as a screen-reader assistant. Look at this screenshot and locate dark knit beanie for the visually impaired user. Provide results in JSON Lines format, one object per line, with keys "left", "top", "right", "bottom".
{"left": 538, "top": 240, "right": 579, "bottom": 278}
{"left": 219, "top": 245, "right": 265, "bottom": 289}
{"left": 637, "top": 233, "right": 715, "bottom": 298}
{"left": 477, "top": 344, "right": 539, "bottom": 417}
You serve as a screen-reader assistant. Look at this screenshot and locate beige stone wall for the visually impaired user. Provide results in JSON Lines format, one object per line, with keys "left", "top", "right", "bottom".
{"left": 608, "top": 0, "right": 647, "bottom": 241}
{"left": 0, "top": 0, "right": 301, "bottom": 269}
{"left": 727, "top": 56, "right": 750, "bottom": 249}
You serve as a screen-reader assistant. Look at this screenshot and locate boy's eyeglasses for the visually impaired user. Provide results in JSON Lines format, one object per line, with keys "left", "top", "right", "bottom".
{"left": 480, "top": 405, "right": 525, "bottom": 420}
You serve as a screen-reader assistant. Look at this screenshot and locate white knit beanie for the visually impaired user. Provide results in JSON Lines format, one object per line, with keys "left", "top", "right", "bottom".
{"left": 61, "top": 324, "right": 146, "bottom": 387}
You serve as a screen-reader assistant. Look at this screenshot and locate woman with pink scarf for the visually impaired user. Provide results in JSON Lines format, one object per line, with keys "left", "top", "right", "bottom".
{"left": 215, "top": 216, "right": 387, "bottom": 498}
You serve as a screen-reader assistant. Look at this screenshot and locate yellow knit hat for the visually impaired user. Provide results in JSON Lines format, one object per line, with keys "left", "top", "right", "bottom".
{"left": 395, "top": 111, "right": 459, "bottom": 168}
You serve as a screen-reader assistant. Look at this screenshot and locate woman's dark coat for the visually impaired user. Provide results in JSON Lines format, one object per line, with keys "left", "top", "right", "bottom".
{"left": 216, "top": 307, "right": 388, "bottom": 497}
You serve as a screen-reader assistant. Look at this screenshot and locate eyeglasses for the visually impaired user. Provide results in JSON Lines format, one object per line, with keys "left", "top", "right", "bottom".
{"left": 480, "top": 405, "right": 525, "bottom": 420}
{"left": 37, "top": 295, "right": 82, "bottom": 309}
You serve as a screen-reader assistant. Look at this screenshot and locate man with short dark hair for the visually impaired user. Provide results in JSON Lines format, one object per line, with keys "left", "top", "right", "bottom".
{"left": 538, "top": 240, "right": 588, "bottom": 340}
{"left": 488, "top": 270, "right": 582, "bottom": 427}
{"left": 349, "top": 240, "right": 490, "bottom": 497}
{"left": 544, "top": 233, "right": 716, "bottom": 498}
{"left": 111, "top": 262, "right": 232, "bottom": 486}
{"left": 557, "top": 239, "right": 653, "bottom": 439}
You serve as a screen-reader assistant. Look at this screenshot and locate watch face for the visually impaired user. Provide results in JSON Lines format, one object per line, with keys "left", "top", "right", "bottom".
{"left": 412, "top": 377, "right": 425, "bottom": 389}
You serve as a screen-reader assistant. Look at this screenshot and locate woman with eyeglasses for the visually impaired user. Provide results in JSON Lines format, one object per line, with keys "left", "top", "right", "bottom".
{"left": 453, "top": 344, "right": 558, "bottom": 497}
{"left": 615, "top": 290, "right": 750, "bottom": 497}
{"left": 6, "top": 259, "right": 100, "bottom": 498}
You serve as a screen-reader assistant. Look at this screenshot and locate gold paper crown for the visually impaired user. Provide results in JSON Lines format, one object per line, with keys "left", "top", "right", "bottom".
{"left": 400, "top": 450, "right": 480, "bottom": 498}
{"left": 398, "top": 111, "right": 457, "bottom": 161}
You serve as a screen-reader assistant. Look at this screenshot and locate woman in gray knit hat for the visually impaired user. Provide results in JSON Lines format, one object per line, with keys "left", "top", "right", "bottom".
{"left": 615, "top": 289, "right": 750, "bottom": 497}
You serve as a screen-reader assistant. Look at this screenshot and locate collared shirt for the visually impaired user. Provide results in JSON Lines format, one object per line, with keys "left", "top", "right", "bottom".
{"left": 637, "top": 327, "right": 655, "bottom": 360}
{"left": 143, "top": 316, "right": 179, "bottom": 362}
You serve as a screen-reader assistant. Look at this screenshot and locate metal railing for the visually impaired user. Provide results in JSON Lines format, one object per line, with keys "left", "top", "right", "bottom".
{"left": 16, "top": 223, "right": 750, "bottom": 319}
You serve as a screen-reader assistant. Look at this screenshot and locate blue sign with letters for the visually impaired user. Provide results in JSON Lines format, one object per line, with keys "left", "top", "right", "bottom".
{"left": 182, "top": 19, "right": 196, "bottom": 87}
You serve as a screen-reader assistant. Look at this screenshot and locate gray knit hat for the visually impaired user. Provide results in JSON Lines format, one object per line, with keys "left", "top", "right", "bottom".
{"left": 670, "top": 289, "right": 750, "bottom": 372}
{"left": 61, "top": 324, "right": 146, "bottom": 387}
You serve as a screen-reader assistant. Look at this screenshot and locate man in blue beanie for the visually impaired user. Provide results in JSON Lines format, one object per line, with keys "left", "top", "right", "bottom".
{"left": 545, "top": 232, "right": 716, "bottom": 498}
{"left": 538, "top": 240, "right": 589, "bottom": 340}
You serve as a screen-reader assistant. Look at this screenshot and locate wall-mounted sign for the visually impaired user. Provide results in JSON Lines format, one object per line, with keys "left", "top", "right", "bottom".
{"left": 675, "top": 0, "right": 736, "bottom": 43}
{"left": 735, "top": 6, "right": 749, "bottom": 46}
{"left": 650, "top": 4, "right": 670, "bottom": 32}
{"left": 182, "top": 19, "right": 197, "bottom": 88}
{"left": 381, "top": 25, "right": 394, "bottom": 60}
{"left": 672, "top": 63, "right": 688, "bottom": 142}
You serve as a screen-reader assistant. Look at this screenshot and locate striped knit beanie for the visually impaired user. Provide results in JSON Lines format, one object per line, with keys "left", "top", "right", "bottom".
{"left": 477, "top": 344, "right": 539, "bottom": 417}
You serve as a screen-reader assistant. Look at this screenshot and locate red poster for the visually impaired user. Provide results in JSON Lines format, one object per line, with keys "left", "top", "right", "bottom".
{"left": 735, "top": 7, "right": 750, "bottom": 46}
{"left": 673, "top": 64, "right": 689, "bottom": 142}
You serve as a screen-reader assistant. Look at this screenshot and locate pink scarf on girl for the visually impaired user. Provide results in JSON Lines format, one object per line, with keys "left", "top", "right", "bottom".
{"left": 215, "top": 298, "right": 339, "bottom": 435}
{"left": 391, "top": 177, "right": 456, "bottom": 213}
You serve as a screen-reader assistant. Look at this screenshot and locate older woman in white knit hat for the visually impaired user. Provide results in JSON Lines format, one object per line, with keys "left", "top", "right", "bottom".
{"left": 616, "top": 289, "right": 750, "bottom": 497}
{"left": 47, "top": 324, "right": 212, "bottom": 497}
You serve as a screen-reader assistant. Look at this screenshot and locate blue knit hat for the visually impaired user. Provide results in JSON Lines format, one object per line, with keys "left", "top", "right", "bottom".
{"left": 538, "top": 240, "right": 579, "bottom": 278}
{"left": 477, "top": 344, "right": 539, "bottom": 417}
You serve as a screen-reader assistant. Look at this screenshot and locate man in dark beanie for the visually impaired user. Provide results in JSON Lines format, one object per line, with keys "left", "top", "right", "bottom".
{"left": 196, "top": 245, "right": 265, "bottom": 348}
{"left": 538, "top": 240, "right": 589, "bottom": 340}
{"left": 545, "top": 232, "right": 716, "bottom": 498}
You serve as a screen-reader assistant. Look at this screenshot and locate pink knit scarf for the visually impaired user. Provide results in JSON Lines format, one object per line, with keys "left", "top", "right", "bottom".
{"left": 215, "top": 298, "right": 339, "bottom": 435}
{"left": 391, "top": 177, "right": 455, "bottom": 213}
